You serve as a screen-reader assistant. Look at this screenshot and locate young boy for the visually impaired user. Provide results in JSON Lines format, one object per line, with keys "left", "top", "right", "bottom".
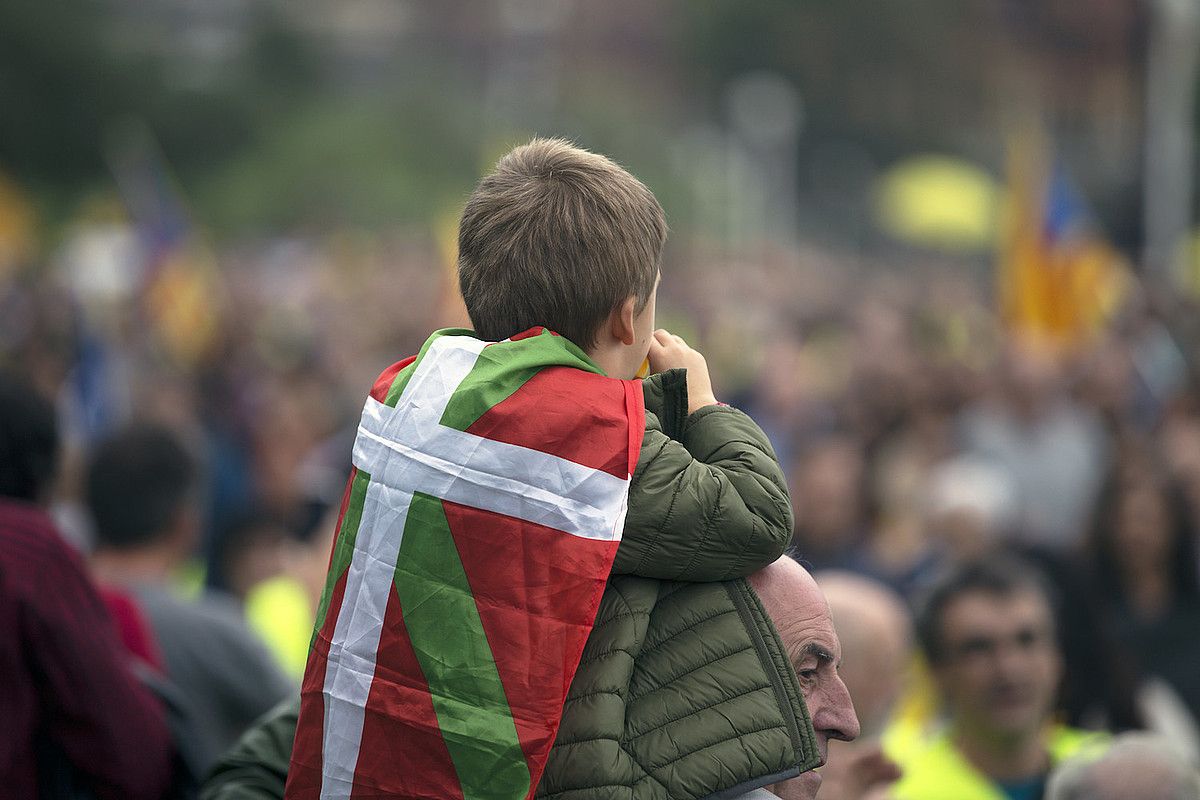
{"left": 286, "top": 139, "right": 797, "bottom": 800}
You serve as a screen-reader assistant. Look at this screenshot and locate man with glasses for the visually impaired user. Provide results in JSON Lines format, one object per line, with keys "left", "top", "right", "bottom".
{"left": 890, "top": 555, "right": 1105, "bottom": 800}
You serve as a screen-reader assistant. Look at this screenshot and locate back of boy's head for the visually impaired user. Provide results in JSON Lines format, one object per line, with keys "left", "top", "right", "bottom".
{"left": 458, "top": 137, "right": 667, "bottom": 351}
{"left": 86, "top": 423, "right": 197, "bottom": 551}
{"left": 0, "top": 371, "right": 60, "bottom": 504}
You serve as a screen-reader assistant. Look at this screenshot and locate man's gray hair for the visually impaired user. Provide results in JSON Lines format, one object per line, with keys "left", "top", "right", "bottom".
{"left": 1045, "top": 732, "right": 1200, "bottom": 800}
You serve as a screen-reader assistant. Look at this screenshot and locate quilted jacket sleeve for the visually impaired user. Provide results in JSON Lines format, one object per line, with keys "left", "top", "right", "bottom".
{"left": 612, "top": 371, "right": 793, "bottom": 581}
{"left": 199, "top": 699, "right": 297, "bottom": 800}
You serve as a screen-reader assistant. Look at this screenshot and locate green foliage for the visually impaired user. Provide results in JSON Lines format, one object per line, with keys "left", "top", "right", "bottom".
{"left": 678, "top": 0, "right": 990, "bottom": 152}
{"left": 188, "top": 88, "right": 483, "bottom": 234}
{"left": 0, "top": 0, "right": 151, "bottom": 187}
{"left": 0, "top": 0, "right": 313, "bottom": 228}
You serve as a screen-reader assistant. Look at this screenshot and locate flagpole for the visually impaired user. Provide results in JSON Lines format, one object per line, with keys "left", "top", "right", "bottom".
{"left": 1142, "top": 0, "right": 1200, "bottom": 286}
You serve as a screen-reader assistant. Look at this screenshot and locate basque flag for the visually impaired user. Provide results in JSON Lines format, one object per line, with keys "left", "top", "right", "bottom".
{"left": 286, "top": 328, "right": 645, "bottom": 800}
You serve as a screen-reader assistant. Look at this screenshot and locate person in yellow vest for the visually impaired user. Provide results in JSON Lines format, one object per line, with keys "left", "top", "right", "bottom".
{"left": 888, "top": 554, "right": 1105, "bottom": 800}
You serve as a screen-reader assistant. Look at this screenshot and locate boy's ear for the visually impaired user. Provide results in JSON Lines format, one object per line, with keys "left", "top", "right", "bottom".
{"left": 609, "top": 295, "right": 638, "bottom": 346}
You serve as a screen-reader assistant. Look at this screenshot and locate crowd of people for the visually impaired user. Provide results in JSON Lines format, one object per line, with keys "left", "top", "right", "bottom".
{"left": 4, "top": 135, "right": 1200, "bottom": 798}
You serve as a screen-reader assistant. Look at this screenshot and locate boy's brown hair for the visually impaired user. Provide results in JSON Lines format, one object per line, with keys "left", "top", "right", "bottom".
{"left": 457, "top": 138, "right": 667, "bottom": 351}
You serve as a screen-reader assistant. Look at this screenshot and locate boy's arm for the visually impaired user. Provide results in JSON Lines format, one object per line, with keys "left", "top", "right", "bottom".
{"left": 612, "top": 331, "right": 793, "bottom": 581}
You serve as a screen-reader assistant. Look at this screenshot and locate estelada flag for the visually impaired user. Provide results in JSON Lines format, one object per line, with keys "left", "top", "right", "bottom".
{"left": 998, "top": 132, "right": 1128, "bottom": 348}
{"left": 286, "top": 328, "right": 645, "bottom": 800}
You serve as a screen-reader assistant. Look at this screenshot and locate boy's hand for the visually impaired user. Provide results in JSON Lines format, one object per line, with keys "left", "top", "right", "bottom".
{"left": 647, "top": 329, "right": 719, "bottom": 414}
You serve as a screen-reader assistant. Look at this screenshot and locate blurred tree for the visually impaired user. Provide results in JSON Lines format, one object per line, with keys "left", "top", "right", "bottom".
{"left": 238, "top": 3, "right": 322, "bottom": 105}
{"left": 0, "top": 0, "right": 153, "bottom": 188}
{"left": 679, "top": 0, "right": 990, "bottom": 154}
{"left": 0, "top": 0, "right": 318, "bottom": 229}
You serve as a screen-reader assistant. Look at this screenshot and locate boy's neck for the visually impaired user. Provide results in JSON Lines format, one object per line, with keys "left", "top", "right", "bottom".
{"left": 581, "top": 292, "right": 648, "bottom": 380}
{"left": 585, "top": 341, "right": 633, "bottom": 380}
{"left": 585, "top": 345, "right": 615, "bottom": 378}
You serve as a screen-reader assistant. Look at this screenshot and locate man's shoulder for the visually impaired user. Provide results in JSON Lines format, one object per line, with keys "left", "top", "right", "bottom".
{"left": 0, "top": 499, "right": 92, "bottom": 590}
{"left": 889, "top": 730, "right": 1006, "bottom": 800}
{"left": 890, "top": 726, "right": 1106, "bottom": 800}
{"left": 137, "top": 587, "right": 257, "bottom": 645}
{"left": 1048, "top": 724, "right": 1109, "bottom": 763}
{"left": 0, "top": 499, "right": 68, "bottom": 556}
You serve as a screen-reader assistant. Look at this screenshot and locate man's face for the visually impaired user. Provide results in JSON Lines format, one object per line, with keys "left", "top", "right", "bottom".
{"left": 933, "top": 589, "right": 1061, "bottom": 745}
{"left": 754, "top": 560, "right": 860, "bottom": 800}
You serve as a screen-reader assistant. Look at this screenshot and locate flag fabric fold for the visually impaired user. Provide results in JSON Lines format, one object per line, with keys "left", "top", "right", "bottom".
{"left": 286, "top": 327, "right": 645, "bottom": 800}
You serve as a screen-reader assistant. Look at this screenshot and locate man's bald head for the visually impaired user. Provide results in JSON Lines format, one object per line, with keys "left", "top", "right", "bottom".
{"left": 816, "top": 571, "right": 912, "bottom": 738}
{"left": 748, "top": 556, "right": 828, "bottom": 660}
{"left": 748, "top": 557, "right": 860, "bottom": 799}
{"left": 1046, "top": 733, "right": 1200, "bottom": 800}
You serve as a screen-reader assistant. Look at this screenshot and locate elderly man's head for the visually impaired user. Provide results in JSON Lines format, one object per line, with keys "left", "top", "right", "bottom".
{"left": 816, "top": 570, "right": 912, "bottom": 739}
{"left": 749, "top": 556, "right": 860, "bottom": 798}
{"left": 802, "top": 572, "right": 908, "bottom": 800}
{"left": 1046, "top": 733, "right": 1200, "bottom": 800}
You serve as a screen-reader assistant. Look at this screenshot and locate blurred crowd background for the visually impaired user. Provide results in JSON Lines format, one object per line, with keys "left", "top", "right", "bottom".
{"left": 5, "top": 0, "right": 1200, "bottom": 776}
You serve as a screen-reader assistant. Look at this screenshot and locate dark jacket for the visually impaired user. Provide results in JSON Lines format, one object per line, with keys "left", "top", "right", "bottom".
{"left": 0, "top": 499, "right": 174, "bottom": 800}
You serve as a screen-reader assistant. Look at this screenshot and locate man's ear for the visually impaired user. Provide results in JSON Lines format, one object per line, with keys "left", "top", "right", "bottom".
{"left": 609, "top": 295, "right": 638, "bottom": 346}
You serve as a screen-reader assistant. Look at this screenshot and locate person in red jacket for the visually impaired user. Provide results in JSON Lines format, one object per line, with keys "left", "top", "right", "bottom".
{"left": 0, "top": 371, "right": 174, "bottom": 800}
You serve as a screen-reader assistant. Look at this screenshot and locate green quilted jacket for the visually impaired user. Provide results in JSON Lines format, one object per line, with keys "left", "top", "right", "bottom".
{"left": 201, "top": 371, "right": 818, "bottom": 799}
